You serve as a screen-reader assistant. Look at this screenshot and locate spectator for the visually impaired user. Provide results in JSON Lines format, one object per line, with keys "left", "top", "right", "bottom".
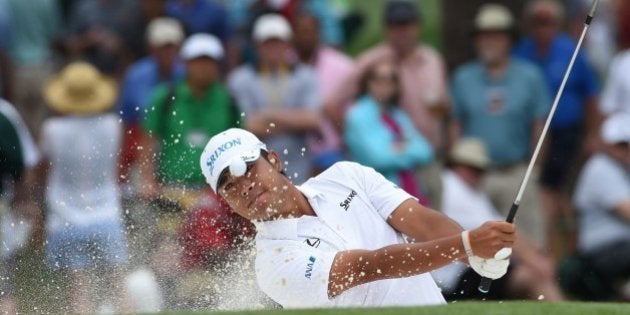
{"left": 514, "top": 0, "right": 600, "bottom": 258}
{"left": 227, "top": 14, "right": 320, "bottom": 184}
{"left": 117, "top": 17, "right": 185, "bottom": 196}
{"left": 4, "top": 0, "right": 61, "bottom": 138}
{"left": 138, "top": 33, "right": 246, "bottom": 308}
{"left": 40, "top": 62, "right": 130, "bottom": 313}
{"left": 0, "top": 99, "right": 40, "bottom": 315}
{"left": 325, "top": 0, "right": 449, "bottom": 208}
{"left": 248, "top": 0, "right": 344, "bottom": 46}
{"left": 449, "top": 4, "right": 550, "bottom": 248}
{"left": 62, "top": 0, "right": 144, "bottom": 76}
{"left": 344, "top": 60, "right": 433, "bottom": 205}
{"left": 140, "top": 33, "right": 240, "bottom": 194}
{"left": 571, "top": 113, "right": 630, "bottom": 300}
{"left": 292, "top": 11, "right": 353, "bottom": 173}
{"left": 432, "top": 138, "right": 563, "bottom": 301}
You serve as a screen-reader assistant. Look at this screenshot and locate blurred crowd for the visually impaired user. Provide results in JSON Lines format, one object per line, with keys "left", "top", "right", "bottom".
{"left": 1, "top": 0, "right": 630, "bottom": 313}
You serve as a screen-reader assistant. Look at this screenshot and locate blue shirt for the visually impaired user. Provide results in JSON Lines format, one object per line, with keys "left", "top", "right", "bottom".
{"left": 166, "top": 0, "right": 231, "bottom": 42}
{"left": 344, "top": 95, "right": 433, "bottom": 185}
{"left": 4, "top": 0, "right": 61, "bottom": 66}
{"left": 116, "top": 57, "right": 185, "bottom": 124}
{"left": 514, "top": 34, "right": 599, "bottom": 128}
{"left": 451, "top": 59, "right": 551, "bottom": 166}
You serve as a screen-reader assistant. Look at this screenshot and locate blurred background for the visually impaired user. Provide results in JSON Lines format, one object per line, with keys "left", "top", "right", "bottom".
{"left": 1, "top": 0, "right": 630, "bottom": 313}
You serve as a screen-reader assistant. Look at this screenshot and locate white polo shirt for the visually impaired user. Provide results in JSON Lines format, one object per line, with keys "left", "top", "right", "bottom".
{"left": 254, "top": 162, "right": 445, "bottom": 309}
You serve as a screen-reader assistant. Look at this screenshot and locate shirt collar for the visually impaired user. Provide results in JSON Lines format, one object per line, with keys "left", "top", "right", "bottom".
{"left": 253, "top": 183, "right": 323, "bottom": 240}
{"left": 296, "top": 182, "right": 324, "bottom": 200}
{"left": 254, "top": 218, "right": 299, "bottom": 240}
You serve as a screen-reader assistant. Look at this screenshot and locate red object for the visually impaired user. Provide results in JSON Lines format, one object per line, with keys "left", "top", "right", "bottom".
{"left": 118, "top": 123, "right": 143, "bottom": 183}
{"left": 179, "top": 190, "right": 255, "bottom": 269}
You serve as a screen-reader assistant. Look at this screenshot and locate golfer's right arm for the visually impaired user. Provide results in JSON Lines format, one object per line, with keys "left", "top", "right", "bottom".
{"left": 328, "top": 221, "right": 515, "bottom": 298}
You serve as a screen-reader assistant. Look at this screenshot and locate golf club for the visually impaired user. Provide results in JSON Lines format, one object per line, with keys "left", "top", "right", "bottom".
{"left": 478, "top": 0, "right": 600, "bottom": 293}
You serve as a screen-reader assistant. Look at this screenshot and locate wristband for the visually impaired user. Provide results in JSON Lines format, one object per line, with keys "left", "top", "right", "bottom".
{"left": 461, "top": 230, "right": 474, "bottom": 257}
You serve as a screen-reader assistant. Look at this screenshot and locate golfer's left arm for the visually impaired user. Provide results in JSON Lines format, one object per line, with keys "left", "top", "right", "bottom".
{"left": 387, "top": 198, "right": 463, "bottom": 242}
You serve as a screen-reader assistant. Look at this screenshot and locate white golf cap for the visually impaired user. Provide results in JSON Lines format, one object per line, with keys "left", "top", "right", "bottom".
{"left": 252, "top": 14, "right": 292, "bottom": 42}
{"left": 601, "top": 113, "right": 630, "bottom": 145}
{"left": 146, "top": 17, "right": 184, "bottom": 47}
{"left": 180, "top": 33, "right": 224, "bottom": 61}
{"left": 450, "top": 138, "right": 491, "bottom": 170}
{"left": 474, "top": 3, "right": 514, "bottom": 32}
{"left": 200, "top": 128, "right": 268, "bottom": 192}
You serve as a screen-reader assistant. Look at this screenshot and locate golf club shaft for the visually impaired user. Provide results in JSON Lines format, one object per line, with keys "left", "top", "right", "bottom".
{"left": 478, "top": 0, "right": 599, "bottom": 293}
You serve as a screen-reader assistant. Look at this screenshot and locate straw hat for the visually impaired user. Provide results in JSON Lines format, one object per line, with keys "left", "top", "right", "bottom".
{"left": 449, "top": 138, "right": 491, "bottom": 170}
{"left": 45, "top": 62, "right": 117, "bottom": 115}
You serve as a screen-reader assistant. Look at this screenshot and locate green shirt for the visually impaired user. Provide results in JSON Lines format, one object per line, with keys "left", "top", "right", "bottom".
{"left": 144, "top": 81, "right": 240, "bottom": 186}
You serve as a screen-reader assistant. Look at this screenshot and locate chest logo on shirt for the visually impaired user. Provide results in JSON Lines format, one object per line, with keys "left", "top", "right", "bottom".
{"left": 305, "top": 256, "right": 316, "bottom": 279}
{"left": 304, "top": 238, "right": 321, "bottom": 248}
{"left": 339, "top": 190, "right": 358, "bottom": 211}
{"left": 486, "top": 87, "right": 506, "bottom": 115}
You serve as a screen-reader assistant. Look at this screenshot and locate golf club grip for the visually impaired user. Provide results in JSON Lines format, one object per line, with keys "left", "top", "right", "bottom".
{"left": 478, "top": 203, "right": 520, "bottom": 293}
{"left": 479, "top": 277, "right": 492, "bottom": 293}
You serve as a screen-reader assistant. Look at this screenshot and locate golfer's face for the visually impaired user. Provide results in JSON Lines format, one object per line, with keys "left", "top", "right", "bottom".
{"left": 218, "top": 152, "right": 286, "bottom": 221}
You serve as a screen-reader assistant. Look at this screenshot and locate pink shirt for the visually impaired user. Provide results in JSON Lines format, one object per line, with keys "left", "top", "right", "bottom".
{"left": 329, "top": 43, "right": 450, "bottom": 150}
{"left": 307, "top": 46, "right": 355, "bottom": 154}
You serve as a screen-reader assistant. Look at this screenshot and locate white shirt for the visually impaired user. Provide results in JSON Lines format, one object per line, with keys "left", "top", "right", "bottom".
{"left": 573, "top": 154, "right": 630, "bottom": 253}
{"left": 600, "top": 50, "right": 630, "bottom": 115}
{"left": 431, "top": 171, "right": 501, "bottom": 292}
{"left": 40, "top": 114, "right": 122, "bottom": 231}
{"left": 254, "top": 162, "right": 445, "bottom": 309}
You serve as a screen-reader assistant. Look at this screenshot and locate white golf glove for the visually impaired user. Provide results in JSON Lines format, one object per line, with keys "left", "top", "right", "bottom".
{"left": 462, "top": 231, "right": 511, "bottom": 280}
{"left": 468, "top": 254, "right": 510, "bottom": 279}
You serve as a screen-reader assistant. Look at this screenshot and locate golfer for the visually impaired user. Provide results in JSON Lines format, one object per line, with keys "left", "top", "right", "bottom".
{"left": 200, "top": 128, "right": 514, "bottom": 308}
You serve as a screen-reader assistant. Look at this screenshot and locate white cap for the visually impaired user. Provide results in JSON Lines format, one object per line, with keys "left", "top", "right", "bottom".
{"left": 146, "top": 17, "right": 184, "bottom": 47}
{"left": 450, "top": 138, "right": 491, "bottom": 170}
{"left": 601, "top": 113, "right": 630, "bottom": 145}
{"left": 253, "top": 14, "right": 292, "bottom": 42}
{"left": 180, "top": 33, "right": 224, "bottom": 61}
{"left": 474, "top": 3, "right": 514, "bottom": 32}
{"left": 200, "top": 128, "right": 268, "bottom": 192}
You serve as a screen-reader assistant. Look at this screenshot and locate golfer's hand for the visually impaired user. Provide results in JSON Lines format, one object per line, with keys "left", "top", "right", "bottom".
{"left": 468, "top": 254, "right": 510, "bottom": 280}
{"left": 469, "top": 221, "right": 516, "bottom": 259}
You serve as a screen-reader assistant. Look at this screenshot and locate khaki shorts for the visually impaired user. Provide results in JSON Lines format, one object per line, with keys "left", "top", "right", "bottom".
{"left": 483, "top": 163, "right": 546, "bottom": 248}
